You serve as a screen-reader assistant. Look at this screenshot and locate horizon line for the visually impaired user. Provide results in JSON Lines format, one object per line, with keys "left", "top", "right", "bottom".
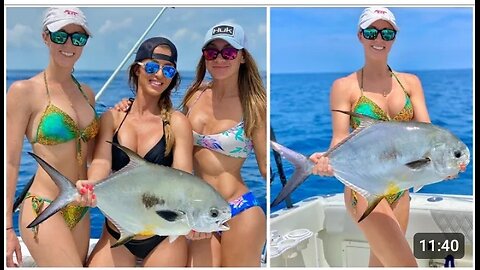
{"left": 5, "top": 68, "right": 469, "bottom": 74}
{"left": 271, "top": 67, "right": 473, "bottom": 75}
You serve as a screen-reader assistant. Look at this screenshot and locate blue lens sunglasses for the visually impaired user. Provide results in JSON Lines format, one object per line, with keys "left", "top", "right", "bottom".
{"left": 137, "top": 61, "right": 177, "bottom": 79}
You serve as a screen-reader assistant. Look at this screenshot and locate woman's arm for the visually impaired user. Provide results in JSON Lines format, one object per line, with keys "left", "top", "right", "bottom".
{"left": 170, "top": 111, "right": 194, "bottom": 173}
{"left": 252, "top": 117, "right": 267, "bottom": 179}
{"left": 76, "top": 110, "right": 116, "bottom": 206}
{"left": 329, "top": 78, "right": 354, "bottom": 147}
{"left": 6, "top": 80, "right": 33, "bottom": 267}
{"left": 88, "top": 110, "right": 116, "bottom": 182}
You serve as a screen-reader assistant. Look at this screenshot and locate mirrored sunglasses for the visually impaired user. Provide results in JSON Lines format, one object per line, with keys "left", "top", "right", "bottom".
{"left": 137, "top": 61, "right": 177, "bottom": 79}
{"left": 362, "top": 28, "right": 396, "bottom": 41}
{"left": 48, "top": 30, "right": 89, "bottom": 47}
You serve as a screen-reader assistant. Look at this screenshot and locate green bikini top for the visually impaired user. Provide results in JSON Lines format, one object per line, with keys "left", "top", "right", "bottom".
{"left": 30, "top": 72, "right": 99, "bottom": 164}
{"left": 350, "top": 66, "right": 414, "bottom": 129}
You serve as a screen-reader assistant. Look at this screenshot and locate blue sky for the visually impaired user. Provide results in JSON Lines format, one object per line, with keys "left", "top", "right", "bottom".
{"left": 6, "top": 7, "right": 266, "bottom": 72}
{"left": 271, "top": 7, "right": 473, "bottom": 73}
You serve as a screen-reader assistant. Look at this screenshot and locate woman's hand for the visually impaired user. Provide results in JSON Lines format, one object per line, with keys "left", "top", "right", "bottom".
{"left": 75, "top": 180, "right": 97, "bottom": 207}
{"left": 6, "top": 228, "right": 22, "bottom": 267}
{"left": 309, "top": 152, "right": 334, "bottom": 176}
{"left": 185, "top": 230, "right": 213, "bottom": 241}
{"left": 113, "top": 98, "right": 132, "bottom": 112}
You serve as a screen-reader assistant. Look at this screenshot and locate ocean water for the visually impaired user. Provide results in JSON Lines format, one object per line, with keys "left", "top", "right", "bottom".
{"left": 270, "top": 69, "right": 473, "bottom": 212}
{"left": 6, "top": 70, "right": 267, "bottom": 238}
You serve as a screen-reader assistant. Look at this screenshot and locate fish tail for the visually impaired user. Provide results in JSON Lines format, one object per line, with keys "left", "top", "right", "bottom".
{"left": 26, "top": 152, "right": 78, "bottom": 228}
{"left": 270, "top": 141, "right": 314, "bottom": 207}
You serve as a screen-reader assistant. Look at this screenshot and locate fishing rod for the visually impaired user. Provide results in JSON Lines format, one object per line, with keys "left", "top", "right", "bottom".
{"left": 95, "top": 7, "right": 172, "bottom": 101}
{"left": 270, "top": 126, "right": 293, "bottom": 209}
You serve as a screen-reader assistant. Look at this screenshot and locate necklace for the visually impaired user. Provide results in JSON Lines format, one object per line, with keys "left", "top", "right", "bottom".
{"left": 43, "top": 71, "right": 76, "bottom": 109}
{"left": 361, "top": 68, "right": 392, "bottom": 97}
{"left": 383, "top": 88, "right": 389, "bottom": 97}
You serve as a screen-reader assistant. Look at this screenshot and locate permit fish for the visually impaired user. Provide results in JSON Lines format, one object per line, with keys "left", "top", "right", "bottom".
{"left": 271, "top": 110, "right": 470, "bottom": 222}
{"left": 27, "top": 143, "right": 231, "bottom": 247}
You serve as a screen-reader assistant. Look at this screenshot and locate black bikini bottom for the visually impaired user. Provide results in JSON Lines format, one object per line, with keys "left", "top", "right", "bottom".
{"left": 105, "top": 218, "right": 167, "bottom": 259}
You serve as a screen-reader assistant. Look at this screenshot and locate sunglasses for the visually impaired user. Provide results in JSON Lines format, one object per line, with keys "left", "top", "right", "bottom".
{"left": 362, "top": 28, "right": 397, "bottom": 41}
{"left": 202, "top": 47, "right": 239, "bottom": 61}
{"left": 48, "top": 30, "right": 89, "bottom": 47}
{"left": 137, "top": 61, "right": 177, "bottom": 79}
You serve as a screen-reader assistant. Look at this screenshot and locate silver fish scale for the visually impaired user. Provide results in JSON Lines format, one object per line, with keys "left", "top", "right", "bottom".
{"left": 328, "top": 121, "right": 466, "bottom": 197}
{"left": 94, "top": 163, "right": 228, "bottom": 236}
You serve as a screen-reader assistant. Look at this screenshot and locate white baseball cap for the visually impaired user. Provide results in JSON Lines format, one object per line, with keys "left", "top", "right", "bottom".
{"left": 358, "top": 7, "right": 399, "bottom": 31}
{"left": 203, "top": 22, "right": 246, "bottom": 49}
{"left": 43, "top": 7, "right": 92, "bottom": 36}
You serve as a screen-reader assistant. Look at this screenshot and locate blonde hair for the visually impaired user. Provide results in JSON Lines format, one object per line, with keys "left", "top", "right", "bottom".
{"left": 128, "top": 46, "right": 181, "bottom": 156}
{"left": 181, "top": 49, "right": 266, "bottom": 138}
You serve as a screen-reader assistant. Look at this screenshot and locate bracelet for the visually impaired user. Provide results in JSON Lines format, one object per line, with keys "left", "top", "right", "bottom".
{"left": 6, "top": 226, "right": 14, "bottom": 231}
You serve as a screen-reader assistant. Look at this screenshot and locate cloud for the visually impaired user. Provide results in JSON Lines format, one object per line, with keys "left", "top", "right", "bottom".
{"left": 98, "top": 17, "right": 133, "bottom": 34}
{"left": 7, "top": 24, "right": 40, "bottom": 48}
{"left": 118, "top": 39, "right": 136, "bottom": 51}
{"left": 173, "top": 28, "right": 202, "bottom": 42}
{"left": 258, "top": 24, "right": 266, "bottom": 35}
{"left": 173, "top": 28, "right": 189, "bottom": 40}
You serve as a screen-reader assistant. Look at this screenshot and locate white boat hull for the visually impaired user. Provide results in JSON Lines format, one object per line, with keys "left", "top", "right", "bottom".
{"left": 270, "top": 193, "right": 473, "bottom": 267}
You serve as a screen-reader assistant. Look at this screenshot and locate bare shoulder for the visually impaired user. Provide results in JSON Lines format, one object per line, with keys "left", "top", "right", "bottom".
{"left": 330, "top": 71, "right": 358, "bottom": 97}
{"left": 397, "top": 72, "right": 421, "bottom": 84}
{"left": 7, "top": 75, "right": 43, "bottom": 107}
{"left": 7, "top": 77, "right": 39, "bottom": 98}
{"left": 171, "top": 110, "right": 193, "bottom": 130}
{"left": 104, "top": 108, "right": 125, "bottom": 129}
{"left": 185, "top": 83, "right": 211, "bottom": 106}
{"left": 185, "top": 89, "right": 205, "bottom": 107}
{"left": 395, "top": 72, "right": 423, "bottom": 95}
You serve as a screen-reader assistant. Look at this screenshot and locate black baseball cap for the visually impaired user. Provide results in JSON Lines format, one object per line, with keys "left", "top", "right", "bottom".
{"left": 134, "top": 37, "right": 177, "bottom": 65}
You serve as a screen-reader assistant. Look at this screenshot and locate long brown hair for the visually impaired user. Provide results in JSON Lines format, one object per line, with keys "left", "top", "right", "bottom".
{"left": 128, "top": 49, "right": 181, "bottom": 156}
{"left": 181, "top": 49, "right": 266, "bottom": 138}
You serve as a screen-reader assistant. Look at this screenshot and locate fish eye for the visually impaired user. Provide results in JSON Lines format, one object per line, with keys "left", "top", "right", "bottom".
{"left": 210, "top": 208, "right": 219, "bottom": 218}
{"left": 454, "top": 150, "right": 462, "bottom": 158}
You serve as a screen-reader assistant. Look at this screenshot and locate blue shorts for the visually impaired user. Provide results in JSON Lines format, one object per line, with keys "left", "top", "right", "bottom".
{"left": 229, "top": 191, "right": 259, "bottom": 218}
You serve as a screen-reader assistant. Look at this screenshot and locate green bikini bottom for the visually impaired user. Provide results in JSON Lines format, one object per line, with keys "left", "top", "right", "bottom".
{"left": 351, "top": 190, "right": 406, "bottom": 209}
{"left": 24, "top": 192, "right": 88, "bottom": 239}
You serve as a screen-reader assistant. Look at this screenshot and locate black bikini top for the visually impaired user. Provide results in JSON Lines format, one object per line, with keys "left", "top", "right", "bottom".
{"left": 111, "top": 103, "right": 173, "bottom": 171}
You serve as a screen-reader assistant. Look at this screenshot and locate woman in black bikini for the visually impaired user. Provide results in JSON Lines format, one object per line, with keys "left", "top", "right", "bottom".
{"left": 77, "top": 37, "right": 193, "bottom": 266}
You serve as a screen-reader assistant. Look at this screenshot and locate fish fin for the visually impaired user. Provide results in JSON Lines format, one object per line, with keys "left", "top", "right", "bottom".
{"left": 323, "top": 111, "right": 377, "bottom": 157}
{"left": 270, "top": 141, "right": 314, "bottom": 207}
{"left": 156, "top": 210, "right": 186, "bottom": 222}
{"left": 358, "top": 196, "right": 384, "bottom": 223}
{"left": 331, "top": 110, "right": 382, "bottom": 127}
{"left": 333, "top": 174, "right": 371, "bottom": 199}
{"left": 110, "top": 222, "right": 136, "bottom": 248}
{"left": 168, "top": 235, "right": 179, "bottom": 243}
{"left": 405, "top": 158, "right": 431, "bottom": 170}
{"left": 106, "top": 141, "right": 147, "bottom": 167}
{"left": 111, "top": 233, "right": 136, "bottom": 248}
{"left": 413, "top": 185, "right": 424, "bottom": 193}
{"left": 26, "top": 152, "right": 77, "bottom": 228}
{"left": 219, "top": 223, "right": 230, "bottom": 231}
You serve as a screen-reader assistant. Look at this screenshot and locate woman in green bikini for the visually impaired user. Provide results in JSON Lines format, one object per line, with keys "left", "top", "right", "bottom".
{"left": 6, "top": 7, "right": 96, "bottom": 267}
{"left": 310, "top": 7, "right": 430, "bottom": 267}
